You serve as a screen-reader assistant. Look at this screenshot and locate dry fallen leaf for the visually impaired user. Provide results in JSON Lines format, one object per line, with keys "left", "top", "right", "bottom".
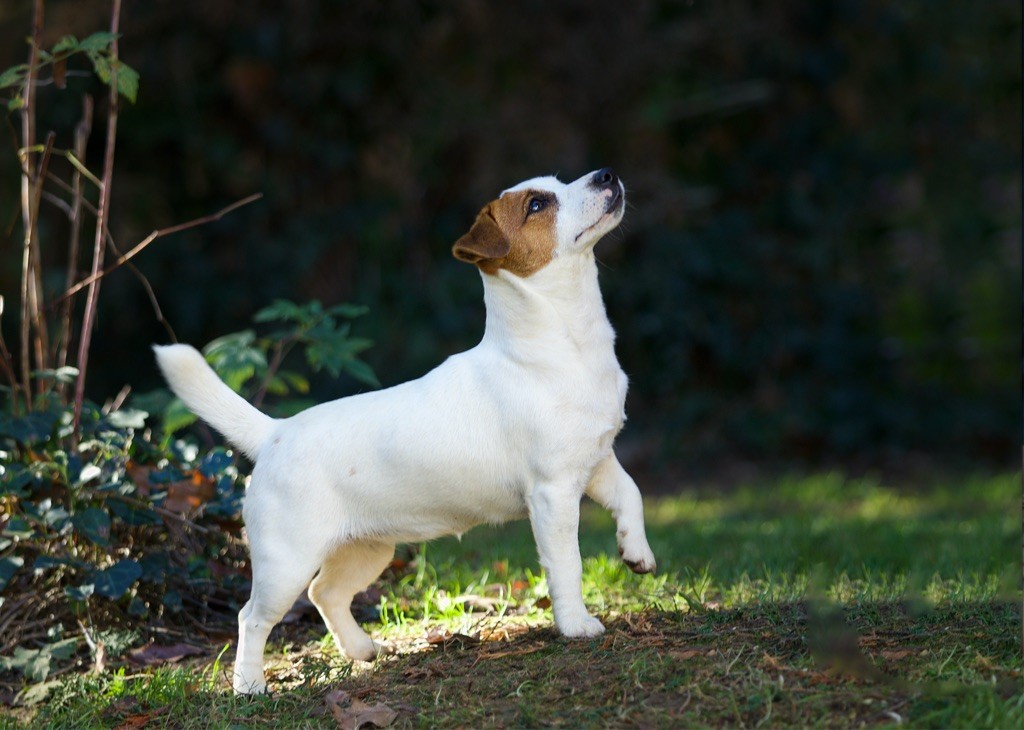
{"left": 114, "top": 708, "right": 169, "bottom": 730}
{"left": 127, "top": 642, "right": 204, "bottom": 667}
{"left": 425, "top": 630, "right": 478, "bottom": 648}
{"left": 326, "top": 688, "right": 398, "bottom": 730}
{"left": 163, "top": 476, "right": 216, "bottom": 514}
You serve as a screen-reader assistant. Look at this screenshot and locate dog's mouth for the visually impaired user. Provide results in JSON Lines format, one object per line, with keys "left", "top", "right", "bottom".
{"left": 575, "top": 190, "right": 625, "bottom": 242}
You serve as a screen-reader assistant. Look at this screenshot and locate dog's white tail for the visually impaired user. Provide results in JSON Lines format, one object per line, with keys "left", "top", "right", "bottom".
{"left": 153, "top": 344, "right": 276, "bottom": 460}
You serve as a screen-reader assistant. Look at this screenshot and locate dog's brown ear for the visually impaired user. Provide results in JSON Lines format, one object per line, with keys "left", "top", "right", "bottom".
{"left": 452, "top": 206, "right": 509, "bottom": 274}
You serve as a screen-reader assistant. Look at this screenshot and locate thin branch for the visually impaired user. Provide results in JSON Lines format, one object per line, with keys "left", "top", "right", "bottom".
{"left": 125, "top": 260, "right": 178, "bottom": 343}
{"left": 57, "top": 95, "right": 94, "bottom": 376}
{"left": 18, "top": 0, "right": 43, "bottom": 412}
{"left": 28, "top": 132, "right": 55, "bottom": 381}
{"left": 97, "top": 214, "right": 178, "bottom": 344}
{"left": 251, "top": 338, "right": 292, "bottom": 409}
{"left": 64, "top": 150, "right": 103, "bottom": 189}
{"left": 54, "top": 193, "right": 263, "bottom": 304}
{"left": 40, "top": 189, "right": 72, "bottom": 216}
{"left": 73, "top": 0, "right": 122, "bottom": 438}
{"left": 41, "top": 170, "right": 254, "bottom": 346}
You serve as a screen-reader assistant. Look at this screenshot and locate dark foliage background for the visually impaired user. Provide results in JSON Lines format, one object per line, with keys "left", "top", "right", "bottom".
{"left": 0, "top": 0, "right": 1019, "bottom": 474}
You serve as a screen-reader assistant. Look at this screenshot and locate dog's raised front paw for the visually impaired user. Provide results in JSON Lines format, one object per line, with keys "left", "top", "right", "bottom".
{"left": 621, "top": 550, "right": 656, "bottom": 574}
{"left": 618, "top": 540, "right": 657, "bottom": 575}
{"left": 557, "top": 613, "right": 606, "bottom": 639}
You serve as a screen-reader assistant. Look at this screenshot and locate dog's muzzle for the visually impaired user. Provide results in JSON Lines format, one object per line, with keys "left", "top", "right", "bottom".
{"left": 590, "top": 167, "right": 624, "bottom": 214}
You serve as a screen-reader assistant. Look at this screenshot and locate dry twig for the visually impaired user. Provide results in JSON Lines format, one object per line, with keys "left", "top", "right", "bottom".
{"left": 73, "top": 0, "right": 122, "bottom": 438}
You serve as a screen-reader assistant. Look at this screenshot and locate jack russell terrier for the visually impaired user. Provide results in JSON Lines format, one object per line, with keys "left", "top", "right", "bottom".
{"left": 155, "top": 168, "right": 657, "bottom": 694}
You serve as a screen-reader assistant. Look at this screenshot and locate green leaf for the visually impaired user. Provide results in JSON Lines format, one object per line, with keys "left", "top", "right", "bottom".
{"left": 2, "top": 467, "right": 34, "bottom": 497}
{"left": 304, "top": 324, "right": 377, "bottom": 386}
{"left": 128, "top": 596, "right": 148, "bottom": 618}
{"left": 328, "top": 303, "right": 369, "bottom": 319}
{"left": 106, "top": 408, "right": 147, "bottom": 429}
{"left": 88, "top": 51, "right": 111, "bottom": 84}
{"left": 0, "top": 638, "right": 80, "bottom": 684}
{"left": 65, "top": 584, "right": 94, "bottom": 601}
{"left": 0, "top": 63, "right": 28, "bottom": 89}
{"left": 7, "top": 95, "right": 25, "bottom": 111}
{"left": 343, "top": 358, "right": 381, "bottom": 388}
{"left": 161, "top": 397, "right": 197, "bottom": 435}
{"left": 264, "top": 375, "right": 290, "bottom": 396}
{"left": 278, "top": 370, "right": 310, "bottom": 394}
{"left": 254, "top": 299, "right": 308, "bottom": 324}
{"left": 79, "top": 32, "right": 119, "bottom": 53}
{"left": 107, "top": 499, "right": 161, "bottom": 526}
{"left": 30, "top": 366, "right": 79, "bottom": 384}
{"left": 51, "top": 35, "right": 79, "bottom": 54}
{"left": 71, "top": 507, "right": 111, "bottom": 546}
{"left": 48, "top": 637, "right": 79, "bottom": 661}
{"left": 1, "top": 648, "right": 50, "bottom": 682}
{"left": 3, "top": 516, "right": 33, "bottom": 539}
{"left": 203, "top": 330, "right": 266, "bottom": 392}
{"left": 93, "top": 559, "right": 141, "bottom": 599}
{"left": 0, "top": 556, "right": 24, "bottom": 591}
{"left": 17, "top": 679, "right": 60, "bottom": 706}
{"left": 32, "top": 555, "right": 75, "bottom": 572}
{"left": 114, "top": 60, "right": 139, "bottom": 103}
{"left": 0, "top": 410, "right": 60, "bottom": 445}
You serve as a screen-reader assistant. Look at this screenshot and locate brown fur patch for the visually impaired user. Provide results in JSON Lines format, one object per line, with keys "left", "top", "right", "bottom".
{"left": 452, "top": 190, "right": 558, "bottom": 277}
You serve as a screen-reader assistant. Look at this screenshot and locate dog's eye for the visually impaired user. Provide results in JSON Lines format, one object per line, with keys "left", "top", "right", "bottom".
{"left": 527, "top": 197, "right": 547, "bottom": 215}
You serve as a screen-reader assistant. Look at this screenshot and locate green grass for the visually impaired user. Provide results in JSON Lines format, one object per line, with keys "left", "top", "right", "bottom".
{"left": 4, "top": 472, "right": 1021, "bottom": 728}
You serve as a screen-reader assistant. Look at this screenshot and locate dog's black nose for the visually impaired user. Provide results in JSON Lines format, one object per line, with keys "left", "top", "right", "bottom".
{"left": 591, "top": 167, "right": 618, "bottom": 189}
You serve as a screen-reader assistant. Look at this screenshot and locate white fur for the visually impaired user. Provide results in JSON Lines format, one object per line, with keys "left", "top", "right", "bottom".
{"left": 154, "top": 169, "right": 656, "bottom": 694}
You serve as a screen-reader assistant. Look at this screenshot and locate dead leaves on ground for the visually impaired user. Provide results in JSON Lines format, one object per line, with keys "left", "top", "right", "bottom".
{"left": 126, "top": 642, "right": 205, "bottom": 667}
{"left": 125, "top": 462, "right": 216, "bottom": 516}
{"left": 325, "top": 688, "right": 398, "bottom": 730}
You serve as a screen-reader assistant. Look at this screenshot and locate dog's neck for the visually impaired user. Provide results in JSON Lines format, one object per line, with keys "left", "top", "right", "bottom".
{"left": 480, "top": 251, "right": 616, "bottom": 362}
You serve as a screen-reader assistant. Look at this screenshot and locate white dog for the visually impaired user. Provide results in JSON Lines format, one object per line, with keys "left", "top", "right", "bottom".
{"left": 155, "top": 168, "right": 657, "bottom": 694}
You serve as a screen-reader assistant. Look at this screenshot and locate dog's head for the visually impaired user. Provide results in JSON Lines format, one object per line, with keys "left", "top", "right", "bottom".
{"left": 453, "top": 168, "right": 625, "bottom": 277}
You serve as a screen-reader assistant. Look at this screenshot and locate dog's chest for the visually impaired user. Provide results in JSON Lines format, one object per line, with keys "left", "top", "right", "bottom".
{"left": 535, "top": 325, "right": 628, "bottom": 462}
{"left": 564, "top": 349, "right": 627, "bottom": 438}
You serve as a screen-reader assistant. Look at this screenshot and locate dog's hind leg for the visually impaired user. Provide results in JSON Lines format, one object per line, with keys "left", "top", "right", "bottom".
{"left": 233, "top": 548, "right": 321, "bottom": 694}
{"left": 585, "top": 455, "right": 657, "bottom": 575}
{"left": 309, "top": 540, "right": 394, "bottom": 662}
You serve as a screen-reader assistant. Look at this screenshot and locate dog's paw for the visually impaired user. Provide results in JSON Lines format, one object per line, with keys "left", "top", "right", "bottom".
{"left": 618, "top": 541, "right": 657, "bottom": 575}
{"left": 345, "top": 635, "right": 387, "bottom": 663}
{"left": 557, "top": 613, "right": 606, "bottom": 639}
{"left": 232, "top": 670, "right": 268, "bottom": 695}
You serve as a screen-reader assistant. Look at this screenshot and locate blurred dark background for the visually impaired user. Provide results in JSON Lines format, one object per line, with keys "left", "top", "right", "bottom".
{"left": 1, "top": 0, "right": 1019, "bottom": 479}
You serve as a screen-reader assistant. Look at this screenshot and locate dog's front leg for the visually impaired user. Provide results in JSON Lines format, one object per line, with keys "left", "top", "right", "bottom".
{"left": 586, "top": 455, "right": 657, "bottom": 574}
{"left": 527, "top": 482, "right": 605, "bottom": 638}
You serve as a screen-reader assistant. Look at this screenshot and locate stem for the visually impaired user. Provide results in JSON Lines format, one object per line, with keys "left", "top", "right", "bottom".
{"left": 29, "top": 132, "right": 55, "bottom": 382}
{"left": 56, "top": 95, "right": 94, "bottom": 381}
{"left": 18, "top": 0, "right": 43, "bottom": 412}
{"left": 55, "top": 192, "right": 263, "bottom": 304}
{"left": 251, "top": 338, "right": 293, "bottom": 409}
{"left": 73, "top": 0, "right": 121, "bottom": 439}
